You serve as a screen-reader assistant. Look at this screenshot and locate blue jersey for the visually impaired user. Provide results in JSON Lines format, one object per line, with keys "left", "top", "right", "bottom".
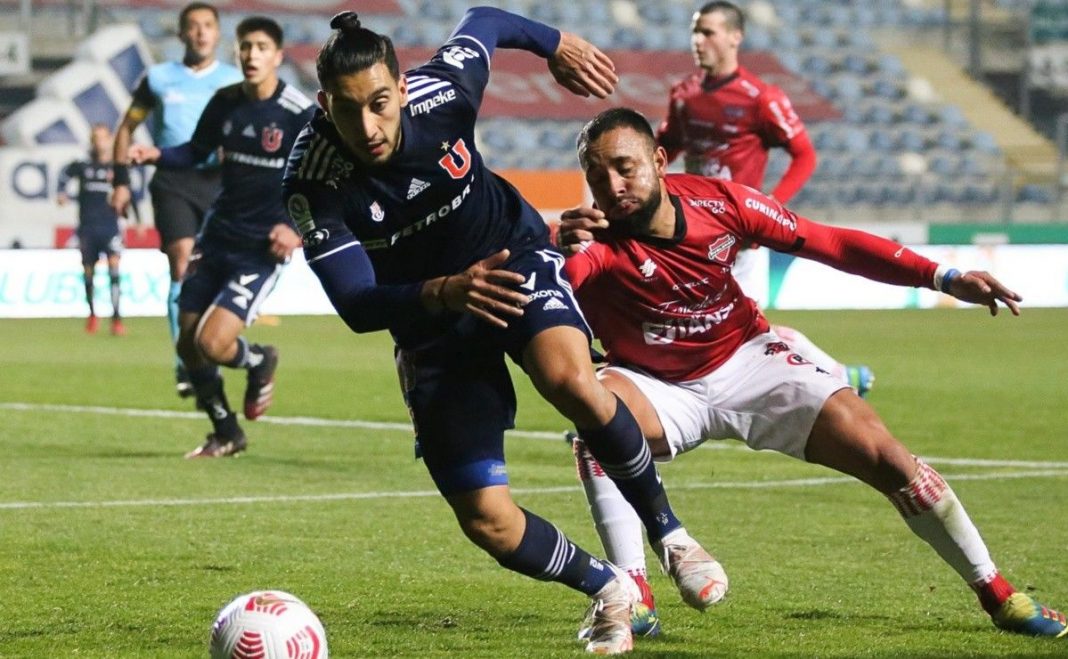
{"left": 180, "top": 81, "right": 315, "bottom": 249}
{"left": 283, "top": 8, "right": 560, "bottom": 348}
{"left": 132, "top": 60, "right": 242, "bottom": 148}
{"left": 58, "top": 159, "right": 118, "bottom": 231}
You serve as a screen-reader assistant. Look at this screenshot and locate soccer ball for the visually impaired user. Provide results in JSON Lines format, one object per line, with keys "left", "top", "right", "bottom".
{"left": 210, "top": 590, "right": 328, "bottom": 659}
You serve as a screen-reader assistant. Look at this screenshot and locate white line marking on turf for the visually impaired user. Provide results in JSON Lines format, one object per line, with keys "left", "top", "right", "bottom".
{"left": 4, "top": 402, "right": 1068, "bottom": 469}
{"left": 1, "top": 469, "right": 1065, "bottom": 511}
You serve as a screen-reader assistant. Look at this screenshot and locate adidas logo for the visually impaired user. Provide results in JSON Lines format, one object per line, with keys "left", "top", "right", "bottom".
{"left": 407, "top": 178, "right": 430, "bottom": 200}
{"left": 542, "top": 297, "right": 567, "bottom": 311}
{"left": 242, "top": 124, "right": 256, "bottom": 138}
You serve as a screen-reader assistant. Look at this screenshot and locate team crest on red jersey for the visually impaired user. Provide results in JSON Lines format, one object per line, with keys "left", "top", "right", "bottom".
{"left": 261, "top": 124, "right": 283, "bottom": 153}
{"left": 707, "top": 234, "right": 736, "bottom": 263}
{"left": 438, "top": 139, "right": 472, "bottom": 179}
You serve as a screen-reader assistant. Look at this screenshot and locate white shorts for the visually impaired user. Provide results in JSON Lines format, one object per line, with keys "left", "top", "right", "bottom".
{"left": 731, "top": 247, "right": 767, "bottom": 307}
{"left": 603, "top": 330, "right": 850, "bottom": 461}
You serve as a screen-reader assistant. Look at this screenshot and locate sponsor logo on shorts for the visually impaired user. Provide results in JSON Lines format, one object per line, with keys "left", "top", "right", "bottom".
{"left": 542, "top": 297, "right": 568, "bottom": 311}
{"left": 786, "top": 353, "right": 812, "bottom": 366}
{"left": 639, "top": 258, "right": 657, "bottom": 278}
{"left": 764, "top": 341, "right": 790, "bottom": 356}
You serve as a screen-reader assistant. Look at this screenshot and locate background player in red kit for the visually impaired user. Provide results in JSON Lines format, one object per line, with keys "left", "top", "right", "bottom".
{"left": 656, "top": 1, "right": 871, "bottom": 393}
{"left": 561, "top": 107, "right": 1066, "bottom": 643}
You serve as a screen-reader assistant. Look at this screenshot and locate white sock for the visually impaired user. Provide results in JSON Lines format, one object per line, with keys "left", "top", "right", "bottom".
{"left": 887, "top": 458, "right": 998, "bottom": 583}
{"left": 573, "top": 437, "right": 648, "bottom": 575}
{"left": 772, "top": 324, "right": 847, "bottom": 382}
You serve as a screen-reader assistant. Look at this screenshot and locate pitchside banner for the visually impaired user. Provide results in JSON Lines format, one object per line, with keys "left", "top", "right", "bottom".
{"left": 285, "top": 48, "right": 842, "bottom": 123}
{"left": 0, "top": 249, "right": 331, "bottom": 318}
{"left": 1, "top": 245, "right": 1065, "bottom": 318}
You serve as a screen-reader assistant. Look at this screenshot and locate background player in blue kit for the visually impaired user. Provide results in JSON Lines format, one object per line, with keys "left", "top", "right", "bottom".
{"left": 282, "top": 9, "right": 720, "bottom": 654}
{"left": 58, "top": 124, "right": 126, "bottom": 336}
{"left": 112, "top": 1, "right": 241, "bottom": 397}
{"left": 130, "top": 16, "right": 314, "bottom": 459}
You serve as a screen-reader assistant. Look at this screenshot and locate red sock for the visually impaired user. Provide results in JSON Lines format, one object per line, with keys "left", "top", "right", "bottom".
{"left": 972, "top": 572, "right": 1016, "bottom": 615}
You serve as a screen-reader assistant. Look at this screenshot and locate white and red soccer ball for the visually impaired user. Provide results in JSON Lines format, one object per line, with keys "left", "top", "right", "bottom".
{"left": 210, "top": 590, "right": 328, "bottom": 659}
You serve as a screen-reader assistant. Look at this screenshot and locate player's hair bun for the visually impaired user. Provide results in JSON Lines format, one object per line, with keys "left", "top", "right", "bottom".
{"left": 330, "top": 11, "right": 361, "bottom": 33}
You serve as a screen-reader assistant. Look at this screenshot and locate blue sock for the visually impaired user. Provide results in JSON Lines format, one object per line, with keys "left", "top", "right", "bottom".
{"left": 497, "top": 508, "right": 613, "bottom": 596}
{"left": 169, "top": 281, "right": 182, "bottom": 368}
{"left": 223, "top": 337, "right": 266, "bottom": 369}
{"left": 224, "top": 337, "right": 249, "bottom": 369}
{"left": 577, "top": 396, "right": 681, "bottom": 544}
{"left": 188, "top": 366, "right": 240, "bottom": 439}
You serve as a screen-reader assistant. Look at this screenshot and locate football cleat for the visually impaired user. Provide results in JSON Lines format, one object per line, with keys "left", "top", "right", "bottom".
{"left": 579, "top": 573, "right": 659, "bottom": 640}
{"left": 110, "top": 317, "right": 126, "bottom": 336}
{"left": 654, "top": 533, "right": 728, "bottom": 611}
{"left": 584, "top": 565, "right": 640, "bottom": 655}
{"left": 85, "top": 315, "right": 99, "bottom": 334}
{"left": 846, "top": 364, "right": 875, "bottom": 398}
{"left": 175, "top": 365, "right": 195, "bottom": 399}
{"left": 992, "top": 593, "right": 1068, "bottom": 638}
{"left": 184, "top": 431, "right": 247, "bottom": 459}
{"left": 244, "top": 345, "right": 278, "bottom": 420}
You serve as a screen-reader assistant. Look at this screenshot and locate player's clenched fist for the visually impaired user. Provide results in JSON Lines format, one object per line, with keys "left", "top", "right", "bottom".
{"left": 556, "top": 206, "right": 609, "bottom": 254}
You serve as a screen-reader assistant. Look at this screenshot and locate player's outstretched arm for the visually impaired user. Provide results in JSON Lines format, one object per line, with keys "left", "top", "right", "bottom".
{"left": 548, "top": 32, "right": 617, "bottom": 99}
{"left": 943, "top": 270, "right": 1022, "bottom": 317}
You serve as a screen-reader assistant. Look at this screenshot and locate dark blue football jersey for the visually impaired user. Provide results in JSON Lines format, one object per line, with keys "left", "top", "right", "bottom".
{"left": 189, "top": 80, "right": 315, "bottom": 248}
{"left": 58, "top": 160, "right": 118, "bottom": 231}
{"left": 283, "top": 27, "right": 559, "bottom": 347}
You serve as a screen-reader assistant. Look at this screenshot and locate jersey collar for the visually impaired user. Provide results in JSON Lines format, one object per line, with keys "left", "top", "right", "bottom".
{"left": 700, "top": 67, "right": 741, "bottom": 93}
{"left": 631, "top": 194, "right": 688, "bottom": 248}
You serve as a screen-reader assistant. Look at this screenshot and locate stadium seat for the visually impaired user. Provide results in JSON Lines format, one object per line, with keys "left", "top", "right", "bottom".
{"left": 1016, "top": 184, "right": 1053, "bottom": 204}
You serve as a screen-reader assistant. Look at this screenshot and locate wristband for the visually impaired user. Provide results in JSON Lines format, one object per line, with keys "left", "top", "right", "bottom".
{"left": 112, "top": 164, "right": 130, "bottom": 187}
{"left": 436, "top": 276, "right": 450, "bottom": 306}
{"left": 933, "top": 266, "right": 961, "bottom": 293}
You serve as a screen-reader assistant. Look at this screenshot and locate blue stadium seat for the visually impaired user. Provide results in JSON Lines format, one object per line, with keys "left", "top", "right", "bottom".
{"left": 802, "top": 54, "right": 835, "bottom": 77}
{"left": 1016, "top": 184, "right": 1053, "bottom": 204}
{"left": 971, "top": 131, "right": 1002, "bottom": 155}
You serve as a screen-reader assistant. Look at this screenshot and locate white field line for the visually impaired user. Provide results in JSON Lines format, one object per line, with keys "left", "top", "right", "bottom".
{"left": 1, "top": 469, "right": 1066, "bottom": 511}
{"left": 3, "top": 401, "right": 1068, "bottom": 468}
{"left": 1, "top": 401, "right": 1065, "bottom": 512}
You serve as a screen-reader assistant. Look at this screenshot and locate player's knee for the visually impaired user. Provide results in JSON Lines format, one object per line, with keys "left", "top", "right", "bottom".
{"left": 455, "top": 509, "right": 521, "bottom": 558}
{"left": 536, "top": 367, "right": 603, "bottom": 420}
{"left": 194, "top": 330, "right": 230, "bottom": 363}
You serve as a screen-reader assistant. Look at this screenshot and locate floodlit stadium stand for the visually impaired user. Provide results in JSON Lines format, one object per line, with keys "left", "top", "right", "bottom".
{"left": 1, "top": 0, "right": 1066, "bottom": 246}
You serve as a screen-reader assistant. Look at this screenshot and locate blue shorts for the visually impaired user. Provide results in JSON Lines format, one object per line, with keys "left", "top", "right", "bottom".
{"left": 400, "top": 247, "right": 592, "bottom": 496}
{"left": 178, "top": 243, "right": 282, "bottom": 325}
{"left": 78, "top": 227, "right": 122, "bottom": 266}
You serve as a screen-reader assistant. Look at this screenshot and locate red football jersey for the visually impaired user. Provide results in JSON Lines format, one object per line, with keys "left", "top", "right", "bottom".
{"left": 656, "top": 66, "right": 805, "bottom": 191}
{"left": 566, "top": 175, "right": 937, "bottom": 381}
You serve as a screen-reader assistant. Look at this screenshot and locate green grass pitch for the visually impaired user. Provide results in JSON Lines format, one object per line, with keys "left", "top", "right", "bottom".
{"left": 1, "top": 308, "right": 1066, "bottom": 657}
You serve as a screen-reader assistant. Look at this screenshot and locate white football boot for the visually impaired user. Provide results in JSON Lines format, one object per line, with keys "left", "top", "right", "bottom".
{"left": 654, "top": 530, "right": 728, "bottom": 610}
{"left": 584, "top": 565, "right": 640, "bottom": 654}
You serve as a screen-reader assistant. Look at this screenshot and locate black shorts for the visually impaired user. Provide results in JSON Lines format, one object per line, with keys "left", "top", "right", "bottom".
{"left": 149, "top": 168, "right": 221, "bottom": 249}
{"left": 398, "top": 248, "right": 592, "bottom": 496}
{"left": 78, "top": 226, "right": 123, "bottom": 266}
{"left": 178, "top": 242, "right": 281, "bottom": 325}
